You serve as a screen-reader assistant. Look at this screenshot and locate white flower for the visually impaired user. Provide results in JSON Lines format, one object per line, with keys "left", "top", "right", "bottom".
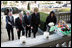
{"left": 48, "top": 22, "right": 54, "bottom": 27}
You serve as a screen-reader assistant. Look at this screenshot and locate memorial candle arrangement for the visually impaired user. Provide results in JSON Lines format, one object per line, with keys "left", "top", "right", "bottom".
{"left": 55, "top": 20, "right": 71, "bottom": 36}
{"left": 57, "top": 20, "right": 70, "bottom": 31}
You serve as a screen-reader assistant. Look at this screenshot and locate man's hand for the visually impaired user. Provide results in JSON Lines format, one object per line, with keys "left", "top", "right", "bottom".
{"left": 8, "top": 22, "right": 11, "bottom": 25}
{"left": 28, "top": 25, "right": 30, "bottom": 27}
{"left": 17, "top": 29, "right": 19, "bottom": 32}
{"left": 39, "top": 24, "right": 40, "bottom": 27}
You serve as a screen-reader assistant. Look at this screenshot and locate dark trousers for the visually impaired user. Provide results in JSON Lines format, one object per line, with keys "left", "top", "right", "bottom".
{"left": 32, "top": 25, "right": 38, "bottom": 38}
{"left": 47, "top": 25, "right": 50, "bottom": 32}
{"left": 17, "top": 28, "right": 24, "bottom": 39}
{"left": 26, "top": 26, "right": 31, "bottom": 37}
{"left": 7, "top": 28, "right": 14, "bottom": 40}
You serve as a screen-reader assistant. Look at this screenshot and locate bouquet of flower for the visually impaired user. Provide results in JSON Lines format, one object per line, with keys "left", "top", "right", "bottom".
{"left": 48, "top": 22, "right": 56, "bottom": 32}
{"left": 55, "top": 20, "right": 71, "bottom": 36}
{"left": 48, "top": 22, "right": 54, "bottom": 27}
{"left": 57, "top": 20, "right": 70, "bottom": 32}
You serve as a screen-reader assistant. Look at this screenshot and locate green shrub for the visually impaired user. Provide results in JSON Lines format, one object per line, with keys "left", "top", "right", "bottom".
{"left": 3, "top": 1, "right": 7, "bottom": 5}
{"left": 39, "top": 12, "right": 48, "bottom": 31}
{"left": 59, "top": 8, "right": 70, "bottom": 12}
{"left": 23, "top": 11, "right": 26, "bottom": 15}
{"left": 27, "top": 3, "right": 30, "bottom": 10}
{"left": 40, "top": 12, "right": 48, "bottom": 22}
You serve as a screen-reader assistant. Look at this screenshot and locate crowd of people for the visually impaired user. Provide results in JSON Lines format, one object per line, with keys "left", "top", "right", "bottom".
{"left": 5, "top": 7, "right": 58, "bottom": 41}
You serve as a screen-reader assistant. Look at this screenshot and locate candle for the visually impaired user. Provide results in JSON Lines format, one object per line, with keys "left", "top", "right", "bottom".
{"left": 20, "top": 36, "right": 26, "bottom": 43}
{"left": 44, "top": 31, "right": 49, "bottom": 39}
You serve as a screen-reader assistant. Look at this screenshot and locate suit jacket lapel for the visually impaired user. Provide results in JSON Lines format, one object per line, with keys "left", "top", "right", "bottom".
{"left": 8, "top": 16, "right": 11, "bottom": 22}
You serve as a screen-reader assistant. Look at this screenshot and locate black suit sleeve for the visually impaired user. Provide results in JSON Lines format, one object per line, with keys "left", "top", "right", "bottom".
{"left": 46, "top": 16, "right": 49, "bottom": 26}
{"left": 31, "top": 14, "right": 33, "bottom": 27}
{"left": 23, "top": 16, "right": 26, "bottom": 27}
{"left": 15, "top": 18, "right": 19, "bottom": 29}
{"left": 54, "top": 16, "right": 57, "bottom": 25}
{"left": 29, "top": 16, "right": 31, "bottom": 26}
{"left": 12, "top": 16, "right": 14, "bottom": 26}
{"left": 6, "top": 16, "right": 8, "bottom": 24}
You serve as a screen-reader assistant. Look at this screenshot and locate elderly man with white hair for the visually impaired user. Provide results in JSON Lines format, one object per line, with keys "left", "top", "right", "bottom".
{"left": 15, "top": 12, "right": 25, "bottom": 39}
{"left": 24, "top": 11, "right": 31, "bottom": 37}
{"left": 6, "top": 12, "right": 14, "bottom": 40}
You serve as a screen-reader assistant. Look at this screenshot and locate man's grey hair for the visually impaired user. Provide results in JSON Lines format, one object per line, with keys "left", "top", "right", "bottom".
{"left": 8, "top": 11, "right": 12, "bottom": 15}
{"left": 19, "top": 12, "right": 23, "bottom": 15}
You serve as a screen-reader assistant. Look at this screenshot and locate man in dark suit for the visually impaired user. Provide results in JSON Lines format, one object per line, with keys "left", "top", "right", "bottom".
{"left": 15, "top": 12, "right": 25, "bottom": 39}
{"left": 31, "top": 7, "right": 40, "bottom": 38}
{"left": 24, "top": 11, "right": 31, "bottom": 37}
{"left": 6, "top": 12, "right": 14, "bottom": 40}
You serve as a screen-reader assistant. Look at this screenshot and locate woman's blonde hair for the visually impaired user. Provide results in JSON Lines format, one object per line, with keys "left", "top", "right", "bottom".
{"left": 34, "top": 7, "right": 38, "bottom": 12}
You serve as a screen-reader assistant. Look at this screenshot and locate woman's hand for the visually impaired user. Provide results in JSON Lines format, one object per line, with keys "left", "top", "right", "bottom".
{"left": 31, "top": 27, "right": 33, "bottom": 29}
{"left": 27, "top": 25, "right": 30, "bottom": 27}
{"left": 39, "top": 24, "right": 40, "bottom": 27}
{"left": 8, "top": 22, "right": 11, "bottom": 25}
{"left": 28, "top": 25, "right": 30, "bottom": 27}
{"left": 17, "top": 29, "right": 19, "bottom": 32}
